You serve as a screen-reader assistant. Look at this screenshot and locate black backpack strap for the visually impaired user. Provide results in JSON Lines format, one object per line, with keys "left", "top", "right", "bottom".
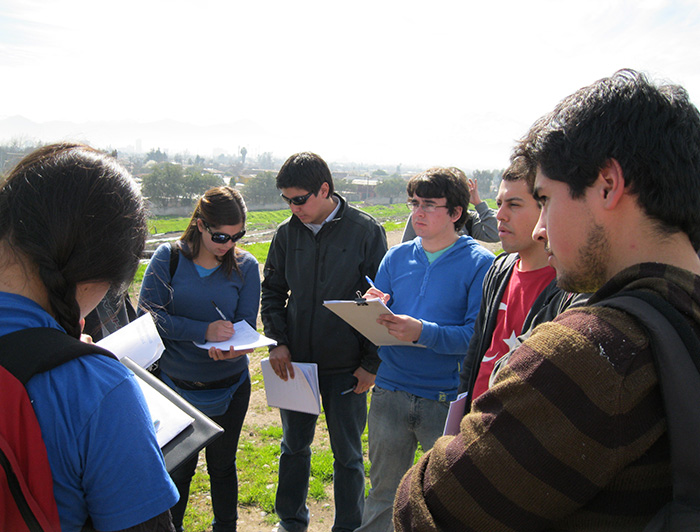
{"left": 169, "top": 241, "right": 180, "bottom": 281}
{"left": 0, "top": 328, "right": 115, "bottom": 385}
{"left": 599, "top": 291, "right": 700, "bottom": 521}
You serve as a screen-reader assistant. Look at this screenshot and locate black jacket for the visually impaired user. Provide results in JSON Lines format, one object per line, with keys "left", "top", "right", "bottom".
{"left": 458, "top": 252, "right": 588, "bottom": 398}
{"left": 261, "top": 194, "right": 387, "bottom": 375}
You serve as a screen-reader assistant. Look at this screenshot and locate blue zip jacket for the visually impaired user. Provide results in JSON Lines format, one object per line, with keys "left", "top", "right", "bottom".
{"left": 374, "top": 236, "right": 494, "bottom": 401}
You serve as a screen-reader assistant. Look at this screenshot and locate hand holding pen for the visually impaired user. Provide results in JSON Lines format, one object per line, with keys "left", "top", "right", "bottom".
{"left": 363, "top": 276, "right": 390, "bottom": 304}
{"left": 206, "top": 301, "right": 234, "bottom": 342}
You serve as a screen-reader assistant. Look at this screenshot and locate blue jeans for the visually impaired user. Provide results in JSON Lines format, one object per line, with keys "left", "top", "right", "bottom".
{"left": 276, "top": 372, "right": 367, "bottom": 532}
{"left": 357, "top": 386, "right": 449, "bottom": 532}
{"left": 170, "top": 376, "right": 251, "bottom": 532}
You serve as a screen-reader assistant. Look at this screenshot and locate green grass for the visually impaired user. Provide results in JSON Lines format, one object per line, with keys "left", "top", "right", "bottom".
{"left": 238, "top": 242, "right": 271, "bottom": 263}
{"left": 148, "top": 216, "right": 191, "bottom": 234}
{"left": 147, "top": 203, "right": 407, "bottom": 236}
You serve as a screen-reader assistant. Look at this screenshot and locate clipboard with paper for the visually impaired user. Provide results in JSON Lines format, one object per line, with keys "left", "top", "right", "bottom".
{"left": 96, "top": 314, "right": 224, "bottom": 472}
{"left": 322, "top": 298, "right": 426, "bottom": 347}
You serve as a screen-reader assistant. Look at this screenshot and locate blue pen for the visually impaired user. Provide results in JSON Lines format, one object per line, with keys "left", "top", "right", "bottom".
{"left": 365, "top": 275, "right": 376, "bottom": 288}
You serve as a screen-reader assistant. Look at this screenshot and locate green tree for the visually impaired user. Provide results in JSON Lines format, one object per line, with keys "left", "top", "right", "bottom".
{"left": 183, "top": 166, "right": 224, "bottom": 199}
{"left": 145, "top": 148, "right": 168, "bottom": 164}
{"left": 141, "top": 162, "right": 185, "bottom": 206}
{"left": 375, "top": 177, "right": 407, "bottom": 199}
{"left": 471, "top": 169, "right": 503, "bottom": 199}
{"left": 256, "top": 152, "right": 274, "bottom": 169}
{"left": 243, "top": 171, "right": 283, "bottom": 206}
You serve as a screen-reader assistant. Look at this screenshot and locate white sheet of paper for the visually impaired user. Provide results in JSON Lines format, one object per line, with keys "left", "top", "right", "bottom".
{"left": 260, "top": 358, "right": 320, "bottom": 415}
{"left": 133, "top": 373, "right": 195, "bottom": 448}
{"left": 96, "top": 313, "right": 165, "bottom": 368}
{"left": 443, "top": 391, "right": 469, "bottom": 436}
{"left": 194, "top": 320, "right": 277, "bottom": 351}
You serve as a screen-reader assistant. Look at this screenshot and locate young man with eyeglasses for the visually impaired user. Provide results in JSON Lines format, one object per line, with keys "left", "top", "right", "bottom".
{"left": 261, "top": 152, "right": 387, "bottom": 532}
{"left": 356, "top": 167, "right": 494, "bottom": 532}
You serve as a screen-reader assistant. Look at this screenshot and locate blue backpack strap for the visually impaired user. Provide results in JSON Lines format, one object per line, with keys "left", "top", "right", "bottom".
{"left": 0, "top": 328, "right": 115, "bottom": 385}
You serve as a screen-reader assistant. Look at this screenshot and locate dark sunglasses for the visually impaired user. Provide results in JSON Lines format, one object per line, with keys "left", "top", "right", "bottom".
{"left": 202, "top": 220, "right": 246, "bottom": 244}
{"left": 280, "top": 190, "right": 314, "bottom": 206}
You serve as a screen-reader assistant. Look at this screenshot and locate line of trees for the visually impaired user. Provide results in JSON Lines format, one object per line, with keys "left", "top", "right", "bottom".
{"left": 140, "top": 163, "right": 225, "bottom": 207}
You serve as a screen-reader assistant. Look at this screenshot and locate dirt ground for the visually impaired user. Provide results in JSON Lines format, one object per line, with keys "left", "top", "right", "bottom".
{"left": 211, "top": 230, "right": 500, "bottom": 532}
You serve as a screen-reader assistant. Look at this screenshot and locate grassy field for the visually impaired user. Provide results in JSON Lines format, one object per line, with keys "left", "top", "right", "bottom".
{"left": 132, "top": 202, "right": 411, "bottom": 298}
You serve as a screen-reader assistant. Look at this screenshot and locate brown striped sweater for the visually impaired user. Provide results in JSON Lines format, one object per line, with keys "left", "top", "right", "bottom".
{"left": 394, "top": 263, "right": 700, "bottom": 531}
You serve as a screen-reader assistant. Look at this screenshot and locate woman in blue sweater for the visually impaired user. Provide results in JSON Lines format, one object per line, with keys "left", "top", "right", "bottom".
{"left": 139, "top": 186, "right": 260, "bottom": 532}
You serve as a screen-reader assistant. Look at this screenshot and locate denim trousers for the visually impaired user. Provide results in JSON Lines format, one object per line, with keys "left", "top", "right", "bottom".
{"left": 276, "top": 371, "right": 367, "bottom": 532}
{"left": 170, "top": 376, "right": 251, "bottom": 532}
{"left": 357, "top": 386, "right": 449, "bottom": 532}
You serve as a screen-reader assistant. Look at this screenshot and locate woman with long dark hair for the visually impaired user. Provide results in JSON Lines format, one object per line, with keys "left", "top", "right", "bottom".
{"left": 0, "top": 143, "right": 178, "bottom": 531}
{"left": 139, "top": 186, "right": 260, "bottom": 532}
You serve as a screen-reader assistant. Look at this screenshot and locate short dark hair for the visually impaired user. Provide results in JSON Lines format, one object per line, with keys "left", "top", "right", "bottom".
{"left": 181, "top": 186, "right": 247, "bottom": 277}
{"left": 0, "top": 143, "right": 148, "bottom": 338}
{"left": 520, "top": 68, "right": 700, "bottom": 248}
{"left": 276, "top": 152, "right": 334, "bottom": 196}
{"left": 406, "top": 167, "right": 470, "bottom": 231}
{"left": 502, "top": 154, "right": 537, "bottom": 195}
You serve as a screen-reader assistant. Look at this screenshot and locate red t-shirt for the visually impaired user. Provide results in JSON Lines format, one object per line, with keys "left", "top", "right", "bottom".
{"left": 472, "top": 262, "right": 556, "bottom": 399}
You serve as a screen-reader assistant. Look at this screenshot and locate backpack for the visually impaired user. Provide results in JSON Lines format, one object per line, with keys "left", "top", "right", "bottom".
{"left": 0, "top": 328, "right": 114, "bottom": 532}
{"left": 598, "top": 290, "right": 700, "bottom": 531}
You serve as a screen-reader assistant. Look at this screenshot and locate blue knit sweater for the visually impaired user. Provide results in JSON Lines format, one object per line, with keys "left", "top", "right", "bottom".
{"left": 139, "top": 242, "right": 260, "bottom": 382}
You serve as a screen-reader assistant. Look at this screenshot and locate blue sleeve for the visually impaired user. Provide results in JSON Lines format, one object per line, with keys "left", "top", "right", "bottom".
{"left": 233, "top": 252, "right": 261, "bottom": 329}
{"left": 417, "top": 252, "right": 493, "bottom": 355}
{"left": 374, "top": 250, "right": 394, "bottom": 301}
{"left": 138, "top": 243, "right": 210, "bottom": 342}
{"left": 82, "top": 373, "right": 178, "bottom": 530}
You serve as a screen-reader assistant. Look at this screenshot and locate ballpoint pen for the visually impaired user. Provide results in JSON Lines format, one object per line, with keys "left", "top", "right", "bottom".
{"left": 365, "top": 275, "right": 376, "bottom": 288}
{"left": 211, "top": 300, "right": 227, "bottom": 321}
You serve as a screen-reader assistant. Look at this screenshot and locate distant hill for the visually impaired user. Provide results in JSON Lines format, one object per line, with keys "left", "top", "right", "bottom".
{"left": 0, "top": 115, "right": 273, "bottom": 157}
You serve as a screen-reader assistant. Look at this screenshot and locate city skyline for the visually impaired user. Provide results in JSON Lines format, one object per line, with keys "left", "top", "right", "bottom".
{"left": 2, "top": 0, "right": 700, "bottom": 169}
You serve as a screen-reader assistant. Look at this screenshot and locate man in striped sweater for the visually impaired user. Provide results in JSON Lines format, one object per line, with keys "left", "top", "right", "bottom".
{"left": 394, "top": 69, "right": 700, "bottom": 531}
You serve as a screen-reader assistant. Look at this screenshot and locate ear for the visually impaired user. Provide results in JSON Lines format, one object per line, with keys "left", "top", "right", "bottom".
{"left": 196, "top": 218, "right": 204, "bottom": 232}
{"left": 450, "top": 205, "right": 463, "bottom": 223}
{"left": 597, "top": 158, "right": 626, "bottom": 210}
{"left": 319, "top": 182, "right": 330, "bottom": 199}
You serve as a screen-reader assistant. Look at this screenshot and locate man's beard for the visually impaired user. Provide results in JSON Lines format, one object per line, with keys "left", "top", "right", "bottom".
{"left": 556, "top": 222, "right": 609, "bottom": 293}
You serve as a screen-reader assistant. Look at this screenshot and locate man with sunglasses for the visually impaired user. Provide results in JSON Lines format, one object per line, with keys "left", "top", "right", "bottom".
{"left": 261, "top": 152, "right": 387, "bottom": 532}
{"left": 357, "top": 167, "right": 494, "bottom": 532}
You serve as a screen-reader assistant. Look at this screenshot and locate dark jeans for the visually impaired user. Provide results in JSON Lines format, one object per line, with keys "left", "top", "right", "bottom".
{"left": 276, "top": 372, "right": 367, "bottom": 532}
{"left": 170, "top": 376, "right": 251, "bottom": 532}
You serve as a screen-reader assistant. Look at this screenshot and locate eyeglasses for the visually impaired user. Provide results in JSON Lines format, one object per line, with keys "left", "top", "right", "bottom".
{"left": 280, "top": 191, "right": 314, "bottom": 206}
{"left": 202, "top": 220, "right": 246, "bottom": 244}
{"left": 406, "top": 199, "right": 450, "bottom": 213}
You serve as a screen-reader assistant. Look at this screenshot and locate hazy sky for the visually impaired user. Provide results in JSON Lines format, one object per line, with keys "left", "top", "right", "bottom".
{"left": 1, "top": 0, "right": 700, "bottom": 170}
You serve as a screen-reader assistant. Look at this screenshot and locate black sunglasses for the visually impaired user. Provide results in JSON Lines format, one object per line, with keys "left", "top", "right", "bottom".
{"left": 202, "top": 220, "right": 246, "bottom": 244}
{"left": 280, "top": 190, "right": 314, "bottom": 206}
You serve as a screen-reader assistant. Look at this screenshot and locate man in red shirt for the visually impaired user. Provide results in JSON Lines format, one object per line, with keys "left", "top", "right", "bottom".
{"left": 458, "top": 156, "right": 583, "bottom": 401}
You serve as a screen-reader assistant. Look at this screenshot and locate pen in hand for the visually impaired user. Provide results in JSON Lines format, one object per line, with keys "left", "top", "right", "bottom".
{"left": 211, "top": 300, "right": 227, "bottom": 321}
{"left": 365, "top": 276, "right": 376, "bottom": 289}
